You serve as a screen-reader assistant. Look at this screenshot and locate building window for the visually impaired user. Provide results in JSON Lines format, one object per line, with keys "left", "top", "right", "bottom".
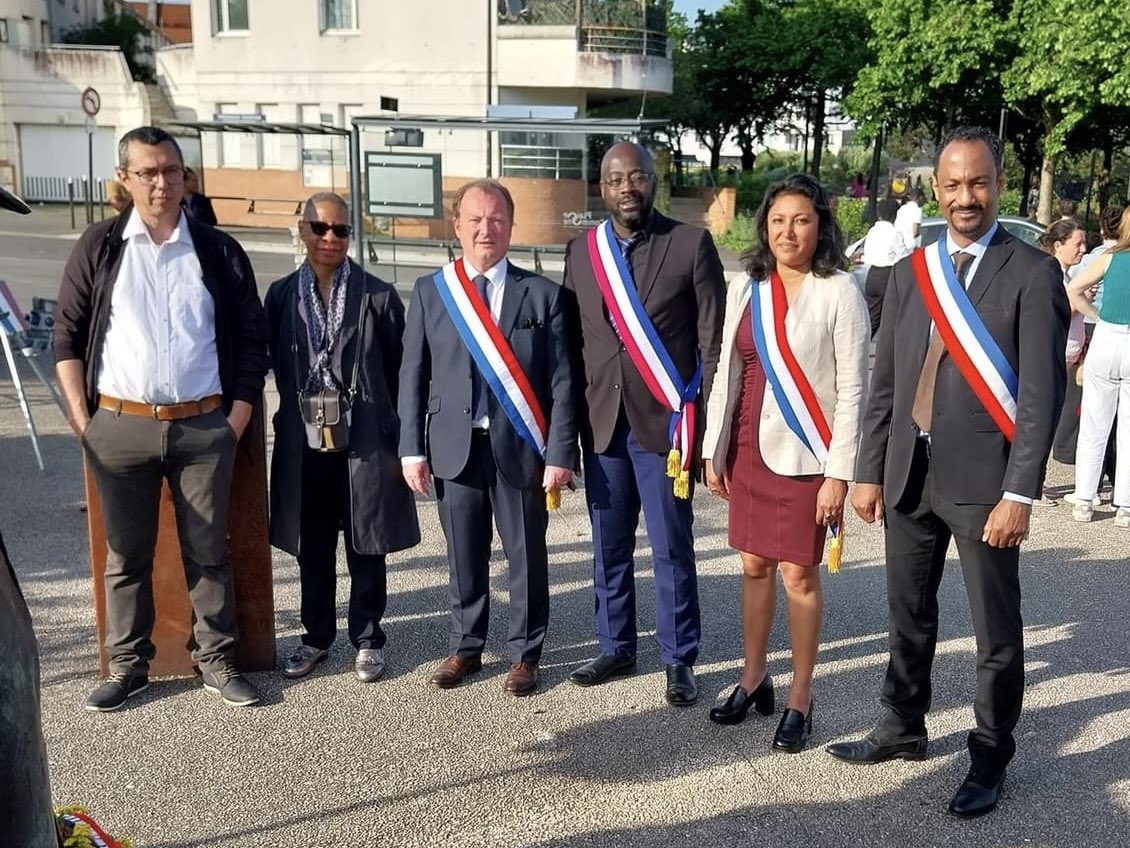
{"left": 41, "top": 20, "right": 51, "bottom": 45}
{"left": 320, "top": 0, "right": 356, "bottom": 31}
{"left": 213, "top": 0, "right": 249, "bottom": 33}
{"left": 0, "top": 20, "right": 8, "bottom": 44}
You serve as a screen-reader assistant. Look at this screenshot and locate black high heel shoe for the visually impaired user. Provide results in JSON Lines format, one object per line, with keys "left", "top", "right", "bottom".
{"left": 772, "top": 699, "right": 813, "bottom": 752}
{"left": 708, "top": 673, "right": 774, "bottom": 725}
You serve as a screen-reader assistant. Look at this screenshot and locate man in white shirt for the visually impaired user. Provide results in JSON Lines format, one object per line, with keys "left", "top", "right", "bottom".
{"left": 861, "top": 198, "right": 912, "bottom": 335}
{"left": 895, "top": 188, "right": 926, "bottom": 248}
{"left": 54, "top": 126, "right": 270, "bottom": 712}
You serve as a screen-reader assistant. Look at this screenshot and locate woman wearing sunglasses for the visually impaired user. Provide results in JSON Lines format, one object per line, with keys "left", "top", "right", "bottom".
{"left": 264, "top": 192, "right": 420, "bottom": 684}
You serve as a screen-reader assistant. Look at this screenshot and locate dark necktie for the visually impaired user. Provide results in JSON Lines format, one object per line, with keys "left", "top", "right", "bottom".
{"left": 910, "top": 251, "right": 975, "bottom": 433}
{"left": 471, "top": 275, "right": 491, "bottom": 422}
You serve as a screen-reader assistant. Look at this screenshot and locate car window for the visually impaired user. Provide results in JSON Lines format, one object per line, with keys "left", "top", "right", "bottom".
{"left": 921, "top": 222, "right": 944, "bottom": 246}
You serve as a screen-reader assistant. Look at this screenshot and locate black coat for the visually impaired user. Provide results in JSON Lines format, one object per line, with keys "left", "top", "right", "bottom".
{"left": 265, "top": 260, "right": 420, "bottom": 556}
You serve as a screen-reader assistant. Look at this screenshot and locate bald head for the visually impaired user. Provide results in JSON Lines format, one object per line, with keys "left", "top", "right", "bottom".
{"left": 600, "top": 142, "right": 656, "bottom": 235}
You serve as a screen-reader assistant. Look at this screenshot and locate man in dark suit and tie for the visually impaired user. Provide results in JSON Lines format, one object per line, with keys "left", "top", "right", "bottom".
{"left": 399, "top": 179, "right": 577, "bottom": 696}
{"left": 827, "top": 127, "right": 1069, "bottom": 817}
{"left": 563, "top": 142, "right": 725, "bottom": 706}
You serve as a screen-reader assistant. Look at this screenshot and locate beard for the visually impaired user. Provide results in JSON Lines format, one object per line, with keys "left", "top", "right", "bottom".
{"left": 610, "top": 196, "right": 654, "bottom": 232}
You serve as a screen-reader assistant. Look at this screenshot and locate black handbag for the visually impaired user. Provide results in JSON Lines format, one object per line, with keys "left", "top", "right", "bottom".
{"left": 293, "top": 289, "right": 368, "bottom": 453}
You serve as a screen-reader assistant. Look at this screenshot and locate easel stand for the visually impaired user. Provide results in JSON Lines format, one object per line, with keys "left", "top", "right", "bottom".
{"left": 0, "top": 312, "right": 60, "bottom": 471}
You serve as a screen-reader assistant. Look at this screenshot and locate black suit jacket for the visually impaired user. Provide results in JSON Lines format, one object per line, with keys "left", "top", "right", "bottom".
{"left": 856, "top": 226, "right": 1069, "bottom": 506}
{"left": 397, "top": 261, "right": 578, "bottom": 490}
{"left": 563, "top": 212, "right": 726, "bottom": 454}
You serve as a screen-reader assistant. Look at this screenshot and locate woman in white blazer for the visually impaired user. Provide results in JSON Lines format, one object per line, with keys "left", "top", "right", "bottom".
{"left": 701, "top": 174, "right": 870, "bottom": 751}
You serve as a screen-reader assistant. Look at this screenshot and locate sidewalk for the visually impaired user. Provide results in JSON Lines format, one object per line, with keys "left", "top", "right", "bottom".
{"left": 1, "top": 365, "right": 1127, "bottom": 846}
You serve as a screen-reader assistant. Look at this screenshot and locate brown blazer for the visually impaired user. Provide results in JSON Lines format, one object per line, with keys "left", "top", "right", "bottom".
{"left": 563, "top": 212, "right": 726, "bottom": 454}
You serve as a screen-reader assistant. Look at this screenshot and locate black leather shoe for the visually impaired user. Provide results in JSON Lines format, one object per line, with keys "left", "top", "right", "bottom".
{"left": 569, "top": 653, "right": 636, "bottom": 687}
{"left": 665, "top": 663, "right": 698, "bottom": 707}
{"left": 772, "top": 700, "right": 813, "bottom": 753}
{"left": 948, "top": 766, "right": 1005, "bottom": 818}
{"left": 825, "top": 733, "right": 928, "bottom": 764}
{"left": 709, "top": 674, "right": 774, "bottom": 725}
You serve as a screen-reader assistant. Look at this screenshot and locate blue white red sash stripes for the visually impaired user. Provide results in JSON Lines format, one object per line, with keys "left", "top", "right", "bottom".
{"left": 432, "top": 259, "right": 548, "bottom": 458}
{"left": 748, "top": 272, "right": 833, "bottom": 466}
{"left": 587, "top": 219, "right": 701, "bottom": 494}
{"left": 911, "top": 243, "right": 1018, "bottom": 441}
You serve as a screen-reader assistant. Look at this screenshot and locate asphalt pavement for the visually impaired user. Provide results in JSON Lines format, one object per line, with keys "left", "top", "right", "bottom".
{"left": 0, "top": 210, "right": 1127, "bottom": 847}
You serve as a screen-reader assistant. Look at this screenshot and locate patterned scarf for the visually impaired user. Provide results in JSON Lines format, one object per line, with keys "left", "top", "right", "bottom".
{"left": 299, "top": 259, "right": 350, "bottom": 394}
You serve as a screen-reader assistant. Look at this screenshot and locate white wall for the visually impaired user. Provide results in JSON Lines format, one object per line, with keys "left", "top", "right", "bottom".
{"left": 0, "top": 44, "right": 149, "bottom": 190}
{"left": 1, "top": 0, "right": 50, "bottom": 47}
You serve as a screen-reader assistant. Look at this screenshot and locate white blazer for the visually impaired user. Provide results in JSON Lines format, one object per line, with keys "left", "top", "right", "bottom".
{"left": 702, "top": 270, "right": 870, "bottom": 480}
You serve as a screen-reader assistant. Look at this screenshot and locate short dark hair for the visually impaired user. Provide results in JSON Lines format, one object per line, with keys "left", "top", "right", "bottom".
{"left": 302, "top": 191, "right": 349, "bottom": 220}
{"left": 1038, "top": 218, "right": 1084, "bottom": 252}
{"left": 934, "top": 126, "right": 1003, "bottom": 176}
{"left": 876, "top": 198, "right": 899, "bottom": 223}
{"left": 1100, "top": 205, "right": 1125, "bottom": 239}
{"left": 452, "top": 178, "right": 515, "bottom": 222}
{"left": 909, "top": 187, "right": 927, "bottom": 203}
{"left": 117, "top": 126, "right": 183, "bottom": 169}
{"left": 1058, "top": 198, "right": 1079, "bottom": 219}
{"left": 742, "top": 173, "right": 847, "bottom": 280}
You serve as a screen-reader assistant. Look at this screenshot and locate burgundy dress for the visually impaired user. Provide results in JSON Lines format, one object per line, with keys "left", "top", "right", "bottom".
{"left": 726, "top": 308, "right": 827, "bottom": 566}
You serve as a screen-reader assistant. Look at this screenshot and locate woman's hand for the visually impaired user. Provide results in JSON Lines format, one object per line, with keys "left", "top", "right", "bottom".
{"left": 705, "top": 462, "right": 730, "bottom": 501}
{"left": 814, "top": 477, "right": 848, "bottom": 528}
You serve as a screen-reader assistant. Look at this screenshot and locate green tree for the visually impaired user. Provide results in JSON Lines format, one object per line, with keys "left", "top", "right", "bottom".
{"left": 1002, "top": 0, "right": 1130, "bottom": 222}
{"left": 62, "top": 11, "right": 153, "bottom": 82}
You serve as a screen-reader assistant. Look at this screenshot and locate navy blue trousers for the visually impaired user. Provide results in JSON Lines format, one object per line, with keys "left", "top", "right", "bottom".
{"left": 583, "top": 417, "right": 700, "bottom": 665}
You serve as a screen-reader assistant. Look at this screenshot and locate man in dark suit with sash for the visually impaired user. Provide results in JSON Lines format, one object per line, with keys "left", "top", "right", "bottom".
{"left": 828, "top": 127, "right": 1068, "bottom": 817}
{"left": 563, "top": 142, "right": 725, "bottom": 706}
{"left": 399, "top": 179, "right": 577, "bottom": 696}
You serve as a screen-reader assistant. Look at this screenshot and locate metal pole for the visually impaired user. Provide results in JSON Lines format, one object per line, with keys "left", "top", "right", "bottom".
{"left": 67, "top": 179, "right": 75, "bottom": 230}
{"left": 87, "top": 128, "right": 94, "bottom": 225}
{"left": 349, "top": 123, "right": 364, "bottom": 270}
{"left": 485, "top": 0, "right": 493, "bottom": 178}
{"left": 998, "top": 108, "right": 1008, "bottom": 172}
{"left": 99, "top": 179, "right": 105, "bottom": 221}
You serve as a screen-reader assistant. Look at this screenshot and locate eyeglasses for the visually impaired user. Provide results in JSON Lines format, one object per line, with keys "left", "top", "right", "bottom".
{"left": 122, "top": 166, "right": 185, "bottom": 186}
{"left": 602, "top": 173, "right": 654, "bottom": 189}
{"left": 305, "top": 221, "right": 353, "bottom": 238}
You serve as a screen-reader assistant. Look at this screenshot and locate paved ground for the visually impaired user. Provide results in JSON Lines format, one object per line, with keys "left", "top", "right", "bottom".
{"left": 0, "top": 219, "right": 1127, "bottom": 846}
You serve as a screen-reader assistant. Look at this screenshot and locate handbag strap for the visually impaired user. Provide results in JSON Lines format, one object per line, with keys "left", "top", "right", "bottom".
{"left": 292, "top": 269, "right": 369, "bottom": 404}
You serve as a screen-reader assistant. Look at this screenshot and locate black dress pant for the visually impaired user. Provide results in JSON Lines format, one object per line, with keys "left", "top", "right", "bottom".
{"left": 434, "top": 431, "right": 549, "bottom": 664}
{"left": 865, "top": 264, "right": 893, "bottom": 338}
{"left": 879, "top": 439, "right": 1023, "bottom": 769}
{"left": 298, "top": 449, "right": 387, "bottom": 651}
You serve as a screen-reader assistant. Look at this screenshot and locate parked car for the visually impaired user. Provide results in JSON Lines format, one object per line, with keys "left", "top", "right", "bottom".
{"left": 848, "top": 215, "right": 1045, "bottom": 289}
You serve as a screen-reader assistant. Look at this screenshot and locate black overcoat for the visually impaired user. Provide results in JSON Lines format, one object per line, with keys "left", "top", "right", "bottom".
{"left": 265, "top": 260, "right": 420, "bottom": 556}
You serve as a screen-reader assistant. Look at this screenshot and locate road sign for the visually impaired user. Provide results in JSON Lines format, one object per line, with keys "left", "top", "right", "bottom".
{"left": 80, "top": 87, "right": 101, "bottom": 117}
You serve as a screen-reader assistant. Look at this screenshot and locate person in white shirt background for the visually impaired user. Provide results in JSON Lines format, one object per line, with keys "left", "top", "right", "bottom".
{"left": 895, "top": 188, "right": 926, "bottom": 248}
{"left": 861, "top": 198, "right": 911, "bottom": 336}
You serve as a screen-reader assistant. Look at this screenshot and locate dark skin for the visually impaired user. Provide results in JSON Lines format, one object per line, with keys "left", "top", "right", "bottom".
{"left": 851, "top": 138, "right": 1029, "bottom": 549}
{"left": 600, "top": 142, "right": 656, "bottom": 238}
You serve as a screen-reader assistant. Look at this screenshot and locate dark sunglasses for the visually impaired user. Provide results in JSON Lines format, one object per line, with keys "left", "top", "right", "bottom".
{"left": 306, "top": 221, "right": 352, "bottom": 238}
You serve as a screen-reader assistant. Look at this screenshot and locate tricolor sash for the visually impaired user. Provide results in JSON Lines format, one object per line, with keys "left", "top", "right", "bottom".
{"left": 432, "top": 259, "right": 548, "bottom": 459}
{"left": 749, "top": 272, "right": 842, "bottom": 562}
{"left": 587, "top": 218, "right": 702, "bottom": 498}
{"left": 749, "top": 272, "right": 832, "bottom": 466}
{"left": 911, "top": 243, "right": 1018, "bottom": 441}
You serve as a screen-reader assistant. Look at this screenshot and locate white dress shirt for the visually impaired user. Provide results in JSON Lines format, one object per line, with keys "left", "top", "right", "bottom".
{"left": 401, "top": 257, "right": 509, "bottom": 465}
{"left": 862, "top": 220, "right": 911, "bottom": 267}
{"left": 97, "top": 209, "right": 222, "bottom": 404}
{"left": 895, "top": 201, "right": 924, "bottom": 247}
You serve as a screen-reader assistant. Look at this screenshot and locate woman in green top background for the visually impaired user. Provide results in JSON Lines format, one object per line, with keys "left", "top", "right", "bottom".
{"left": 1067, "top": 208, "right": 1130, "bottom": 525}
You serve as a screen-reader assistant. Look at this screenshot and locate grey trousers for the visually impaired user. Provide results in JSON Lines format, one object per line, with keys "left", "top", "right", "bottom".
{"left": 83, "top": 407, "right": 240, "bottom": 675}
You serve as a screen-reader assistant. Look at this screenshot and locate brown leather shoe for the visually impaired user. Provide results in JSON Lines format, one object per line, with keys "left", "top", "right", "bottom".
{"left": 429, "top": 654, "right": 482, "bottom": 689}
{"left": 503, "top": 662, "right": 538, "bottom": 696}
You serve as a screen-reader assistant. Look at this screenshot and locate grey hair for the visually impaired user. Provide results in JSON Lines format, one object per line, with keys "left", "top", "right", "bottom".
{"left": 117, "top": 126, "right": 183, "bottom": 169}
{"left": 302, "top": 191, "right": 349, "bottom": 219}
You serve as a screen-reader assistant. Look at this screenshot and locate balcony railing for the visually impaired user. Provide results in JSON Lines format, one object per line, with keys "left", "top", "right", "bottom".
{"left": 501, "top": 144, "right": 585, "bottom": 180}
{"left": 500, "top": 0, "right": 670, "bottom": 54}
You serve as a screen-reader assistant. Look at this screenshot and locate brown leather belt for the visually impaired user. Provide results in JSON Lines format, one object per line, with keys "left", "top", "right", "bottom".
{"left": 98, "top": 393, "right": 223, "bottom": 421}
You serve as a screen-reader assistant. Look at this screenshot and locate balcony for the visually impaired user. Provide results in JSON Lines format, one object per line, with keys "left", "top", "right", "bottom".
{"left": 496, "top": 0, "right": 673, "bottom": 95}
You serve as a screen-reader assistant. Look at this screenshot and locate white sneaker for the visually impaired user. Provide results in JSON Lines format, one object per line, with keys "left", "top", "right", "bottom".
{"left": 1064, "top": 491, "right": 1102, "bottom": 507}
{"left": 355, "top": 648, "right": 386, "bottom": 683}
{"left": 1115, "top": 508, "right": 1130, "bottom": 528}
{"left": 1072, "top": 502, "right": 1094, "bottom": 523}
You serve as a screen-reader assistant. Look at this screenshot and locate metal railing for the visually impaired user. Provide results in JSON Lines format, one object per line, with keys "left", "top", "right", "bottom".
{"left": 580, "top": 25, "right": 668, "bottom": 57}
{"left": 500, "top": 145, "right": 584, "bottom": 180}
